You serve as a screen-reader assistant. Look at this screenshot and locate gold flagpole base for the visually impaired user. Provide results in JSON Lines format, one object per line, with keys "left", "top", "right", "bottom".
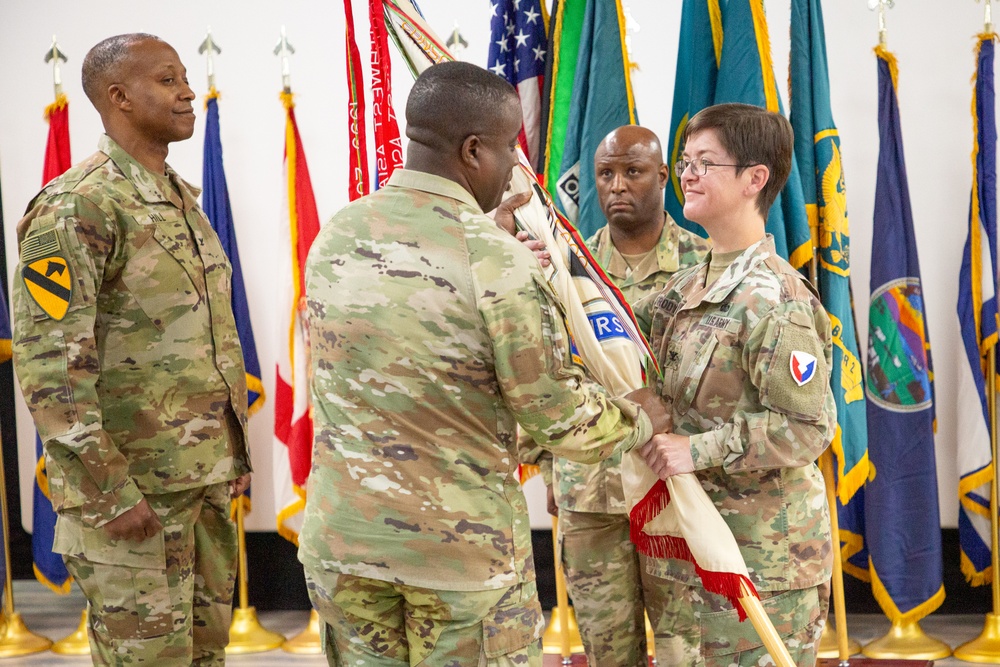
{"left": 226, "top": 606, "right": 285, "bottom": 654}
{"left": 954, "top": 612, "right": 1000, "bottom": 663}
{"left": 863, "top": 619, "right": 951, "bottom": 660}
{"left": 0, "top": 612, "right": 52, "bottom": 657}
{"left": 52, "top": 609, "right": 91, "bottom": 655}
{"left": 817, "top": 620, "right": 861, "bottom": 658}
{"left": 541, "top": 606, "right": 584, "bottom": 655}
{"left": 282, "top": 609, "right": 323, "bottom": 654}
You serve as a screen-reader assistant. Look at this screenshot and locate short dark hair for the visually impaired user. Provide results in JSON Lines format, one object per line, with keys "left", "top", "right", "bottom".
{"left": 82, "top": 33, "right": 161, "bottom": 107}
{"left": 405, "top": 61, "right": 519, "bottom": 149}
{"left": 684, "top": 103, "right": 793, "bottom": 219}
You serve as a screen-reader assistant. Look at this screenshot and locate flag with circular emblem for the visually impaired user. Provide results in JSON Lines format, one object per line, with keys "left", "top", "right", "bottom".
{"left": 22, "top": 256, "right": 72, "bottom": 320}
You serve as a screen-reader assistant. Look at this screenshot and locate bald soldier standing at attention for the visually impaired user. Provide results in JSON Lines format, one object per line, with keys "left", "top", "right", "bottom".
{"left": 299, "top": 62, "right": 670, "bottom": 666}
{"left": 11, "top": 34, "right": 250, "bottom": 666}
{"left": 539, "top": 126, "right": 710, "bottom": 666}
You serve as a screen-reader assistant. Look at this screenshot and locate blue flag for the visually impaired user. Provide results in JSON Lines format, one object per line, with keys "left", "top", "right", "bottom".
{"left": 554, "top": 0, "right": 636, "bottom": 238}
{"left": 665, "top": 0, "right": 722, "bottom": 238}
{"left": 0, "top": 286, "right": 9, "bottom": 364}
{"left": 33, "top": 433, "right": 69, "bottom": 592}
{"left": 863, "top": 44, "right": 945, "bottom": 622}
{"left": 202, "top": 92, "right": 265, "bottom": 418}
{"left": 958, "top": 34, "right": 1000, "bottom": 587}
{"left": 713, "top": 0, "right": 812, "bottom": 271}
{"left": 788, "top": 0, "right": 870, "bottom": 583}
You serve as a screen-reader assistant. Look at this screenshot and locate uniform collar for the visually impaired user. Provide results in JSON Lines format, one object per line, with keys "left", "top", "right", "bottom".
{"left": 386, "top": 169, "right": 484, "bottom": 214}
{"left": 98, "top": 134, "right": 201, "bottom": 211}
{"left": 697, "top": 234, "right": 774, "bottom": 303}
{"left": 594, "top": 212, "right": 683, "bottom": 283}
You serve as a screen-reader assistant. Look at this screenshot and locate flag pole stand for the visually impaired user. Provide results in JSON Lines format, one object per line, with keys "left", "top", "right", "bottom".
{"left": 281, "top": 609, "right": 322, "bottom": 654}
{"left": 816, "top": 451, "right": 859, "bottom": 663}
{"left": 0, "top": 423, "right": 51, "bottom": 657}
{"left": 818, "top": 622, "right": 861, "bottom": 657}
{"left": 955, "top": 345, "right": 1000, "bottom": 662}
{"left": 862, "top": 619, "right": 950, "bottom": 660}
{"left": 51, "top": 609, "right": 91, "bottom": 654}
{"left": 541, "top": 517, "right": 583, "bottom": 662}
{"left": 226, "top": 499, "right": 285, "bottom": 654}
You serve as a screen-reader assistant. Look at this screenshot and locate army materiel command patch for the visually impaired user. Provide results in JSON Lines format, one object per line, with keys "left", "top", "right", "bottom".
{"left": 790, "top": 350, "right": 818, "bottom": 386}
{"left": 22, "top": 256, "right": 72, "bottom": 320}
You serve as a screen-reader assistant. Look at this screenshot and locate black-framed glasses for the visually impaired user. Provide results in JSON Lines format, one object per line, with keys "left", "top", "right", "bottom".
{"left": 673, "top": 158, "right": 757, "bottom": 177}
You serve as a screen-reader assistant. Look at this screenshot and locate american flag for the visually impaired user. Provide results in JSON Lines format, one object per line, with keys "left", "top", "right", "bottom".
{"left": 488, "top": 0, "right": 547, "bottom": 169}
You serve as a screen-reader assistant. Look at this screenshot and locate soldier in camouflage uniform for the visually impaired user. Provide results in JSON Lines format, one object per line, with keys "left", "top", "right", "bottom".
{"left": 11, "top": 34, "right": 250, "bottom": 666}
{"left": 636, "top": 104, "right": 834, "bottom": 666}
{"left": 298, "top": 62, "right": 669, "bottom": 667}
{"left": 538, "top": 125, "right": 709, "bottom": 666}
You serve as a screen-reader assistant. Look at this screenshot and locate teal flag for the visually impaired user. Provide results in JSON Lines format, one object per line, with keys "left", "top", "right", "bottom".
{"left": 789, "top": 0, "right": 870, "bottom": 583}
{"left": 554, "top": 0, "right": 636, "bottom": 238}
{"left": 665, "top": 0, "right": 723, "bottom": 238}
{"left": 714, "top": 0, "right": 812, "bottom": 270}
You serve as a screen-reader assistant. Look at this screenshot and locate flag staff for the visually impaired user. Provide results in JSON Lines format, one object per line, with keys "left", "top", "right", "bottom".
{"left": 955, "top": 345, "right": 1000, "bottom": 661}
{"left": 0, "top": 416, "right": 51, "bottom": 656}
{"left": 198, "top": 27, "right": 221, "bottom": 95}
{"left": 274, "top": 26, "right": 295, "bottom": 95}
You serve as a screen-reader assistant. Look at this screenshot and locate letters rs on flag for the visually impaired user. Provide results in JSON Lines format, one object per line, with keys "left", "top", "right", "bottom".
{"left": 488, "top": 0, "right": 548, "bottom": 169}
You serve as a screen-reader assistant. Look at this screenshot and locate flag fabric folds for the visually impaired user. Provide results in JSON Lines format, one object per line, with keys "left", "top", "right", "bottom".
{"left": 665, "top": 0, "right": 722, "bottom": 237}
{"left": 539, "top": 0, "right": 585, "bottom": 188}
{"left": 380, "top": 0, "right": 762, "bottom": 621}
{"left": 713, "top": 0, "right": 812, "bottom": 270}
{"left": 958, "top": 33, "right": 1000, "bottom": 586}
{"left": 33, "top": 94, "right": 73, "bottom": 594}
{"left": 369, "top": 0, "right": 404, "bottom": 189}
{"left": 863, "top": 44, "right": 945, "bottom": 622}
{"left": 344, "top": 0, "right": 370, "bottom": 200}
{"left": 203, "top": 90, "right": 265, "bottom": 418}
{"left": 788, "top": 0, "right": 870, "bottom": 582}
{"left": 487, "top": 0, "right": 548, "bottom": 169}
{"left": 551, "top": 0, "right": 636, "bottom": 238}
{"left": 274, "top": 93, "right": 321, "bottom": 544}
{"left": 202, "top": 89, "right": 265, "bottom": 518}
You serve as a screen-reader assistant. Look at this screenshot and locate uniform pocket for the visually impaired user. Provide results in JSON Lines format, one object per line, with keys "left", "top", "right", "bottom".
{"left": 481, "top": 580, "right": 544, "bottom": 658}
{"left": 699, "top": 586, "right": 820, "bottom": 657}
{"left": 118, "top": 223, "right": 202, "bottom": 332}
{"left": 672, "top": 333, "right": 718, "bottom": 417}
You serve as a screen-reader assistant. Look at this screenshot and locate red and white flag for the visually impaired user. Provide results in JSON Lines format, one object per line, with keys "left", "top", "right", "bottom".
{"left": 274, "top": 92, "right": 321, "bottom": 544}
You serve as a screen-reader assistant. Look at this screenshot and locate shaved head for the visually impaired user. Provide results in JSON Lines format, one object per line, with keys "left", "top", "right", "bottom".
{"left": 405, "top": 61, "right": 520, "bottom": 152}
{"left": 82, "top": 33, "right": 162, "bottom": 109}
{"left": 596, "top": 125, "right": 664, "bottom": 164}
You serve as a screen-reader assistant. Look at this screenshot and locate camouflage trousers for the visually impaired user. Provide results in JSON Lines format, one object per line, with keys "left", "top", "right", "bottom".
{"left": 304, "top": 570, "right": 544, "bottom": 666}
{"left": 559, "top": 509, "right": 656, "bottom": 667}
{"left": 644, "top": 575, "right": 830, "bottom": 667}
{"left": 58, "top": 483, "right": 237, "bottom": 666}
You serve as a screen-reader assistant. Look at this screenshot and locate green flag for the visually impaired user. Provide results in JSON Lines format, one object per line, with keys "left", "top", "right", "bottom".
{"left": 789, "top": 0, "right": 870, "bottom": 583}
{"left": 665, "top": 0, "right": 724, "bottom": 238}
{"left": 714, "top": 0, "right": 812, "bottom": 270}
{"left": 552, "top": 0, "right": 636, "bottom": 238}
{"left": 540, "top": 0, "right": 585, "bottom": 191}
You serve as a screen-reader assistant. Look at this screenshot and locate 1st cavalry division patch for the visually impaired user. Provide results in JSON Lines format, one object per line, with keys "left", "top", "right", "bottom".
{"left": 22, "top": 256, "right": 73, "bottom": 320}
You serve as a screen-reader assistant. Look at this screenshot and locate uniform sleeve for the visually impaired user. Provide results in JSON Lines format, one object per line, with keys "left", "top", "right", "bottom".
{"left": 688, "top": 299, "right": 835, "bottom": 473}
{"left": 12, "top": 196, "right": 144, "bottom": 527}
{"left": 479, "top": 262, "right": 652, "bottom": 465}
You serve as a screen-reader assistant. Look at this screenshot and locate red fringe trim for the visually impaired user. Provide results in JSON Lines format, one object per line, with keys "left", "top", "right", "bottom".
{"left": 629, "top": 479, "right": 758, "bottom": 621}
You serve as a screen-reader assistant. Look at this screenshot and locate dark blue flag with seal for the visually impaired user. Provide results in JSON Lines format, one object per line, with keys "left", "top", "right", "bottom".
{"left": 863, "top": 44, "right": 945, "bottom": 622}
{"left": 202, "top": 90, "right": 264, "bottom": 514}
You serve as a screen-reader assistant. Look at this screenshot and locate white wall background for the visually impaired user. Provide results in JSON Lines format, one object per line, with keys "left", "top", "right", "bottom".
{"left": 0, "top": 1, "right": 989, "bottom": 532}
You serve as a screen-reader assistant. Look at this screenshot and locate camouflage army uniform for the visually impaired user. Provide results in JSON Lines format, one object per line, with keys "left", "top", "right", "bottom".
{"left": 639, "top": 235, "right": 834, "bottom": 666}
{"left": 299, "top": 169, "right": 654, "bottom": 666}
{"left": 11, "top": 135, "right": 250, "bottom": 666}
{"left": 543, "top": 217, "right": 708, "bottom": 666}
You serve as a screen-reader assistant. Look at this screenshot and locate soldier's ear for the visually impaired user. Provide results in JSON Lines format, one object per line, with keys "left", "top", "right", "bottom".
{"left": 108, "top": 84, "right": 131, "bottom": 113}
{"left": 460, "top": 134, "right": 481, "bottom": 170}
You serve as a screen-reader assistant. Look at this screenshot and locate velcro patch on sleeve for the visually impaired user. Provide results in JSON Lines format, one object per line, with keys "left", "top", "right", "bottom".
{"left": 761, "top": 320, "right": 828, "bottom": 422}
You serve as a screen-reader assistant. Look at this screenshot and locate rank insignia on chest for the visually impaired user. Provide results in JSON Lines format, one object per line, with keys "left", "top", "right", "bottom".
{"left": 22, "top": 255, "right": 73, "bottom": 320}
{"left": 790, "top": 351, "right": 818, "bottom": 386}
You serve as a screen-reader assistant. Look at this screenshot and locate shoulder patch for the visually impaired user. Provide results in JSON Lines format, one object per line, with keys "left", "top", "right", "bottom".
{"left": 790, "top": 350, "right": 818, "bottom": 386}
{"left": 22, "top": 256, "right": 73, "bottom": 320}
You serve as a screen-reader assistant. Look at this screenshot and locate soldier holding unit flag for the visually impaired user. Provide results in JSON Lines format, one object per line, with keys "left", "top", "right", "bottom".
{"left": 10, "top": 34, "right": 251, "bottom": 666}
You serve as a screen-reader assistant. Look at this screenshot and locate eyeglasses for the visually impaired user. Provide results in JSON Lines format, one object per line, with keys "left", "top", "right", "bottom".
{"left": 673, "top": 158, "right": 757, "bottom": 177}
